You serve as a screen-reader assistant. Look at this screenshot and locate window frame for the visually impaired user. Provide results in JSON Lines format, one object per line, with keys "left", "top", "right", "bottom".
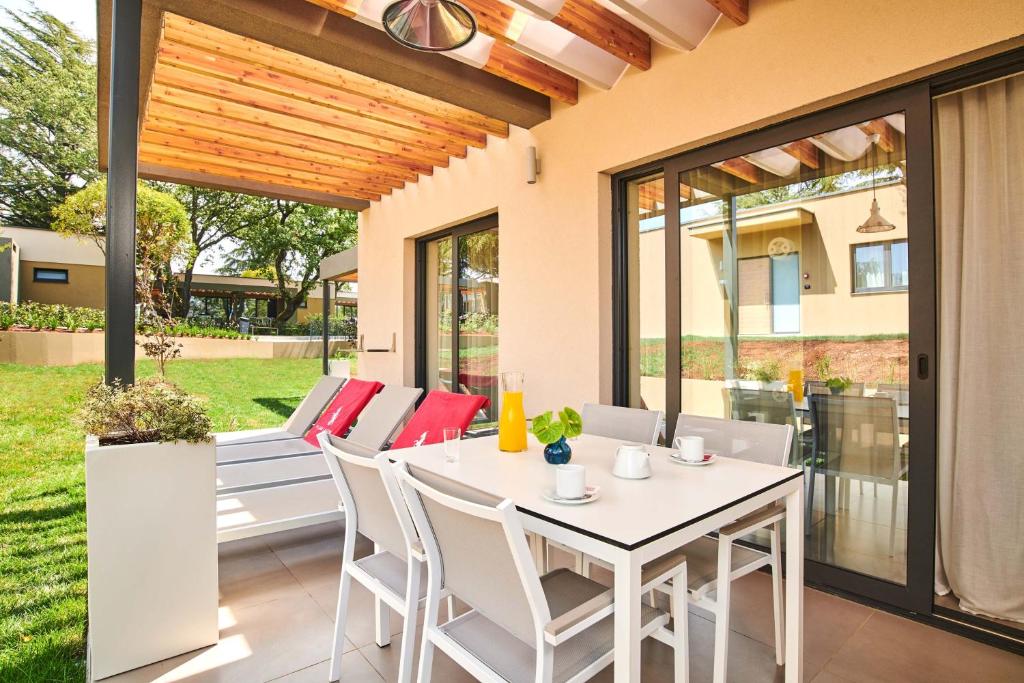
{"left": 851, "top": 239, "right": 910, "bottom": 294}
{"left": 32, "top": 267, "right": 69, "bottom": 284}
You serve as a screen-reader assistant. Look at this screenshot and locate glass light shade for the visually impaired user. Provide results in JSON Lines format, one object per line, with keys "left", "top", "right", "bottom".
{"left": 383, "top": 0, "right": 477, "bottom": 52}
{"left": 857, "top": 197, "right": 896, "bottom": 233}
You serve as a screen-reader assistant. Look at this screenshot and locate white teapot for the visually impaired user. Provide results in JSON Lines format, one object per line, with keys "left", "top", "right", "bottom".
{"left": 612, "top": 443, "right": 652, "bottom": 479}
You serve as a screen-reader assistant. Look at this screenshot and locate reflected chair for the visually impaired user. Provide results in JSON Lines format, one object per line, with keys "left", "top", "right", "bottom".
{"left": 806, "top": 395, "right": 908, "bottom": 555}
{"left": 394, "top": 460, "right": 689, "bottom": 683}
{"left": 319, "top": 434, "right": 450, "bottom": 683}
{"left": 725, "top": 387, "right": 806, "bottom": 467}
{"left": 876, "top": 383, "right": 909, "bottom": 405}
{"left": 586, "top": 414, "right": 792, "bottom": 683}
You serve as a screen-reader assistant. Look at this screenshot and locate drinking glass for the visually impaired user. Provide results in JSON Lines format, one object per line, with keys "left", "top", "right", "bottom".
{"left": 443, "top": 427, "right": 462, "bottom": 463}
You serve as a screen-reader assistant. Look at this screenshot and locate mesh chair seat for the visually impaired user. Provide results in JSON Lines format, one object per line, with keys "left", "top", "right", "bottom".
{"left": 650, "top": 536, "right": 768, "bottom": 597}
{"left": 354, "top": 550, "right": 427, "bottom": 600}
{"left": 443, "top": 568, "right": 664, "bottom": 683}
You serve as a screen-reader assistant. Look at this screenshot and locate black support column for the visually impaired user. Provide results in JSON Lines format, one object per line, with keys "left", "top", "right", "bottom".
{"left": 321, "top": 280, "right": 330, "bottom": 375}
{"left": 104, "top": 0, "right": 142, "bottom": 385}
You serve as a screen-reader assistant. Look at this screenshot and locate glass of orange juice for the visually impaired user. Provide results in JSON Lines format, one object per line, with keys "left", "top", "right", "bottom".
{"left": 498, "top": 371, "right": 527, "bottom": 452}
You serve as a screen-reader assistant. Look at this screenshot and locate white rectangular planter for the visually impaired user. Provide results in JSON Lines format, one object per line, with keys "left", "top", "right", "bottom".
{"left": 85, "top": 437, "right": 218, "bottom": 680}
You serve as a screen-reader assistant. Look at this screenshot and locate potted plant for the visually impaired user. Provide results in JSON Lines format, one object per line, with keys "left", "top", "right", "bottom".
{"left": 826, "top": 376, "right": 854, "bottom": 395}
{"left": 530, "top": 407, "right": 582, "bottom": 464}
{"left": 739, "top": 359, "right": 785, "bottom": 390}
{"left": 80, "top": 378, "right": 218, "bottom": 679}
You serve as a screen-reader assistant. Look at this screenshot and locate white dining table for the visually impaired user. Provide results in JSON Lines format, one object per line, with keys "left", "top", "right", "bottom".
{"left": 390, "top": 433, "right": 805, "bottom": 682}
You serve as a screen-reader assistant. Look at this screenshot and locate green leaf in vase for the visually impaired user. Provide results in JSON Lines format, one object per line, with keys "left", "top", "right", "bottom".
{"left": 559, "top": 407, "right": 582, "bottom": 439}
{"left": 531, "top": 411, "right": 565, "bottom": 445}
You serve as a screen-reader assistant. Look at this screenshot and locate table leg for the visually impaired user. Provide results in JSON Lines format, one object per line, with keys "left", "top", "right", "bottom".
{"left": 613, "top": 550, "right": 642, "bottom": 682}
{"left": 785, "top": 484, "right": 804, "bottom": 683}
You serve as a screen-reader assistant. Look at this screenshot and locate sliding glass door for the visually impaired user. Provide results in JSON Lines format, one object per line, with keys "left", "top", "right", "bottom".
{"left": 615, "top": 86, "right": 936, "bottom": 612}
{"left": 417, "top": 215, "right": 500, "bottom": 430}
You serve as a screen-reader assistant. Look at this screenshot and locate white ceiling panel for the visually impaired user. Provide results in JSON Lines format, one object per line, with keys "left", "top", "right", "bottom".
{"left": 595, "top": 0, "right": 721, "bottom": 51}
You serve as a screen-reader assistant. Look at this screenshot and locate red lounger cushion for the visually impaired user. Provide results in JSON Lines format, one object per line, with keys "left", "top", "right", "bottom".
{"left": 304, "top": 378, "right": 384, "bottom": 446}
{"left": 390, "top": 390, "right": 490, "bottom": 450}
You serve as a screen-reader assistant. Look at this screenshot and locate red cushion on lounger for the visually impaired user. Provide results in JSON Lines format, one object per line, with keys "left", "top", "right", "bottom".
{"left": 304, "top": 378, "right": 383, "bottom": 446}
{"left": 390, "top": 390, "right": 490, "bottom": 450}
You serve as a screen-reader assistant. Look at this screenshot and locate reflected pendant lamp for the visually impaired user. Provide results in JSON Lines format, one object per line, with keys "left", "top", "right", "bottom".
{"left": 857, "top": 133, "right": 896, "bottom": 233}
{"left": 383, "top": 0, "right": 477, "bottom": 52}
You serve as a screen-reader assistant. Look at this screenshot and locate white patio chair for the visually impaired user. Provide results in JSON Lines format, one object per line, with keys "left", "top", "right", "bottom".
{"left": 394, "top": 460, "right": 690, "bottom": 683}
{"left": 214, "top": 375, "right": 345, "bottom": 446}
{"left": 544, "top": 403, "right": 663, "bottom": 572}
{"left": 319, "top": 433, "right": 447, "bottom": 683}
{"left": 583, "top": 414, "right": 793, "bottom": 683}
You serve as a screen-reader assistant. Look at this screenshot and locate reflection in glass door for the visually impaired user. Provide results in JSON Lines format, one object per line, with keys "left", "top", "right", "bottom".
{"left": 620, "top": 92, "right": 937, "bottom": 612}
{"left": 418, "top": 216, "right": 499, "bottom": 431}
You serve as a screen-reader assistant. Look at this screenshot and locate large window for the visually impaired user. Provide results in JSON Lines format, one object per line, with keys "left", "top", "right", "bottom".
{"left": 417, "top": 216, "right": 499, "bottom": 430}
{"left": 852, "top": 239, "right": 909, "bottom": 293}
{"left": 616, "top": 88, "right": 937, "bottom": 616}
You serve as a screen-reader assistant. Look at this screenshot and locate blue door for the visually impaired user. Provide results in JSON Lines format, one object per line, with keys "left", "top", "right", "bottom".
{"left": 771, "top": 253, "right": 800, "bottom": 333}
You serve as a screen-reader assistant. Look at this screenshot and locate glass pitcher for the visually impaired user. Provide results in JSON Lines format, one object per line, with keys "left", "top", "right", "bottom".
{"left": 498, "top": 371, "right": 528, "bottom": 452}
{"left": 788, "top": 368, "right": 805, "bottom": 403}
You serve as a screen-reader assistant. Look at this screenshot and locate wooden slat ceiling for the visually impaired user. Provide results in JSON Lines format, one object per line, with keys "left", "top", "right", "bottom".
{"left": 140, "top": 13, "right": 512, "bottom": 203}
{"left": 636, "top": 115, "right": 907, "bottom": 214}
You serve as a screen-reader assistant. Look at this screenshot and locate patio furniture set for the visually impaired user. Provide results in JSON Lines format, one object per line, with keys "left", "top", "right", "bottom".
{"left": 209, "top": 378, "right": 805, "bottom": 682}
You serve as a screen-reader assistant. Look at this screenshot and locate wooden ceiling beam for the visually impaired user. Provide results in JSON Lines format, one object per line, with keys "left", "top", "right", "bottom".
{"left": 715, "top": 157, "right": 762, "bottom": 184}
{"left": 554, "top": 0, "right": 651, "bottom": 71}
{"left": 151, "top": 62, "right": 469, "bottom": 158}
{"left": 706, "top": 0, "right": 748, "bottom": 25}
{"left": 781, "top": 140, "right": 820, "bottom": 169}
{"left": 148, "top": 82, "right": 452, "bottom": 167}
{"left": 146, "top": 102, "right": 433, "bottom": 176}
{"left": 156, "top": 42, "right": 491, "bottom": 148}
{"left": 140, "top": 129, "right": 406, "bottom": 191}
{"left": 139, "top": 144, "right": 385, "bottom": 200}
{"left": 301, "top": 1, "right": 578, "bottom": 105}
{"left": 161, "top": 14, "right": 509, "bottom": 137}
{"left": 858, "top": 118, "right": 898, "bottom": 154}
{"left": 143, "top": 115, "right": 418, "bottom": 183}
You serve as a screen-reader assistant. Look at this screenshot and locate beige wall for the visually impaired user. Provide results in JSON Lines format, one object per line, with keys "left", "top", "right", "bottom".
{"left": 19, "top": 261, "right": 106, "bottom": 308}
{"left": 355, "top": 0, "right": 1024, "bottom": 416}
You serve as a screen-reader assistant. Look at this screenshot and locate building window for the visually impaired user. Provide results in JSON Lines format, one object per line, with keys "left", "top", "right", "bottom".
{"left": 298, "top": 297, "right": 307, "bottom": 309}
{"left": 33, "top": 268, "right": 68, "bottom": 283}
{"left": 852, "top": 239, "right": 909, "bottom": 293}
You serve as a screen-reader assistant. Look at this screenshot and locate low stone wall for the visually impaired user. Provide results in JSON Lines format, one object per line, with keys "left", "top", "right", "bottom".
{"left": 0, "top": 331, "right": 354, "bottom": 366}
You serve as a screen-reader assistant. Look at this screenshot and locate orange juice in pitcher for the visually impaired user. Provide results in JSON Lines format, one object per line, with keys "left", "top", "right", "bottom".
{"left": 788, "top": 369, "right": 805, "bottom": 403}
{"left": 498, "top": 371, "right": 528, "bottom": 452}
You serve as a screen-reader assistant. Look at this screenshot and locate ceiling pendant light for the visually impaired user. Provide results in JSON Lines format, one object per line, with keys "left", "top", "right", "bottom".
{"left": 857, "top": 132, "right": 896, "bottom": 234}
{"left": 383, "top": 0, "right": 477, "bottom": 52}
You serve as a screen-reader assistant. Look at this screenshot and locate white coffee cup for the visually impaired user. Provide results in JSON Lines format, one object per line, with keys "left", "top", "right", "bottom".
{"left": 673, "top": 435, "right": 704, "bottom": 463}
{"left": 555, "top": 464, "right": 586, "bottom": 499}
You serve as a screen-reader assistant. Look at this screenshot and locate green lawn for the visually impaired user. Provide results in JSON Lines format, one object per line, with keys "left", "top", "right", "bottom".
{"left": 0, "top": 358, "right": 323, "bottom": 682}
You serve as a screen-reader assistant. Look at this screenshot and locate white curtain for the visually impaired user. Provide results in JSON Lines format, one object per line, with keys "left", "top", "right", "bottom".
{"left": 934, "top": 72, "right": 1024, "bottom": 622}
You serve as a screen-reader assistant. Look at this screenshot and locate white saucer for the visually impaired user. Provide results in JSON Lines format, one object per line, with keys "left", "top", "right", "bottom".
{"left": 669, "top": 453, "right": 718, "bottom": 467}
{"left": 542, "top": 486, "right": 601, "bottom": 505}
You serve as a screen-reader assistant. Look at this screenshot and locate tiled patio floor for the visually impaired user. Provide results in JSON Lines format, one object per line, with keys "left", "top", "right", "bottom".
{"left": 105, "top": 522, "right": 1024, "bottom": 683}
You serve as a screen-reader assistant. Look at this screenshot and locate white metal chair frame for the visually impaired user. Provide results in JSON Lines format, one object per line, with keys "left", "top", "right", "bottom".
{"left": 395, "top": 461, "right": 690, "bottom": 683}
{"left": 319, "top": 433, "right": 449, "bottom": 683}
{"left": 582, "top": 415, "right": 792, "bottom": 683}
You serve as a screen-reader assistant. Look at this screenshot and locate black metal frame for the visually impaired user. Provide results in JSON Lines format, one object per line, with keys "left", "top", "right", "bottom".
{"left": 321, "top": 279, "right": 331, "bottom": 375}
{"left": 612, "top": 81, "right": 939, "bottom": 615}
{"left": 104, "top": 0, "right": 142, "bottom": 386}
{"left": 414, "top": 214, "right": 499, "bottom": 396}
{"left": 610, "top": 45, "right": 1024, "bottom": 630}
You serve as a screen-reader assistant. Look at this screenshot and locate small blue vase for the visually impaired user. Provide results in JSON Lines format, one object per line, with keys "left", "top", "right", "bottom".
{"left": 543, "top": 436, "right": 572, "bottom": 465}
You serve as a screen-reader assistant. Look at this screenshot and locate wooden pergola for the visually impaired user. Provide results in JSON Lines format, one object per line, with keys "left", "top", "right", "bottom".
{"left": 98, "top": 0, "right": 749, "bottom": 382}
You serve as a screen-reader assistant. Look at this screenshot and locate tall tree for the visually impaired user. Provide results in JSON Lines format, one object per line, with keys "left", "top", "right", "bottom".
{"left": 152, "top": 184, "right": 276, "bottom": 316}
{"left": 0, "top": 7, "right": 97, "bottom": 228}
{"left": 224, "top": 201, "right": 357, "bottom": 323}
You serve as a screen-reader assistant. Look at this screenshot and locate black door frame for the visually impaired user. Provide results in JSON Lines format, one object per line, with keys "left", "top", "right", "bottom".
{"left": 612, "top": 82, "right": 937, "bottom": 614}
{"left": 414, "top": 214, "right": 499, "bottom": 398}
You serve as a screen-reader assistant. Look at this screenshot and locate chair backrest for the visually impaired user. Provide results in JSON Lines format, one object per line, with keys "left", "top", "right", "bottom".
{"left": 806, "top": 380, "right": 865, "bottom": 397}
{"left": 303, "top": 378, "right": 384, "bottom": 446}
{"left": 727, "top": 387, "right": 798, "bottom": 429}
{"left": 389, "top": 390, "right": 490, "bottom": 450}
{"left": 675, "top": 413, "right": 793, "bottom": 467}
{"left": 347, "top": 385, "right": 424, "bottom": 450}
{"left": 808, "top": 395, "right": 900, "bottom": 477}
{"left": 581, "top": 403, "right": 662, "bottom": 445}
{"left": 876, "top": 383, "right": 909, "bottom": 405}
{"left": 283, "top": 376, "right": 346, "bottom": 436}
{"left": 396, "top": 462, "right": 547, "bottom": 646}
{"left": 319, "top": 434, "right": 409, "bottom": 560}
